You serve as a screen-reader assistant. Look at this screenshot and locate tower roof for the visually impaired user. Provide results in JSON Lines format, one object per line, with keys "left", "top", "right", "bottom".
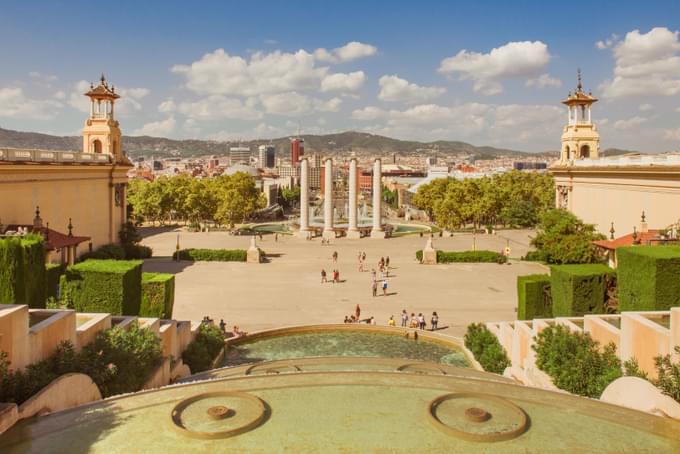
{"left": 85, "top": 74, "right": 120, "bottom": 99}
{"left": 561, "top": 69, "right": 597, "bottom": 105}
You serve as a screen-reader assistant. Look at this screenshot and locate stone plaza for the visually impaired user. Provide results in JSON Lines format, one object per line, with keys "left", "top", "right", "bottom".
{"left": 141, "top": 228, "right": 545, "bottom": 336}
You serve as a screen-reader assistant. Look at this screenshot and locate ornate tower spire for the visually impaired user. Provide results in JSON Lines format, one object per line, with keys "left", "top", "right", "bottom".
{"left": 559, "top": 69, "right": 600, "bottom": 162}
{"left": 576, "top": 68, "right": 583, "bottom": 92}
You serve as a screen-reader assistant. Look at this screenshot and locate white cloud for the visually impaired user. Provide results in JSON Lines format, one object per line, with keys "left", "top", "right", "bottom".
{"left": 259, "top": 92, "right": 312, "bottom": 116}
{"left": 613, "top": 116, "right": 647, "bottom": 130}
{"left": 53, "top": 90, "right": 66, "bottom": 100}
{"left": 377, "top": 75, "right": 446, "bottom": 103}
{"left": 314, "top": 41, "right": 377, "bottom": 63}
{"left": 158, "top": 98, "right": 176, "bottom": 113}
{"left": 526, "top": 73, "right": 562, "bottom": 89}
{"left": 208, "top": 122, "right": 286, "bottom": 141}
{"left": 133, "top": 116, "right": 176, "bottom": 136}
{"left": 0, "top": 86, "right": 62, "bottom": 120}
{"left": 638, "top": 103, "right": 653, "bottom": 112}
{"left": 663, "top": 127, "right": 680, "bottom": 141}
{"left": 175, "top": 95, "right": 262, "bottom": 120}
{"left": 438, "top": 41, "right": 551, "bottom": 95}
{"left": 314, "top": 97, "right": 343, "bottom": 112}
{"left": 596, "top": 34, "right": 619, "bottom": 50}
{"left": 320, "top": 71, "right": 366, "bottom": 92}
{"left": 29, "top": 71, "right": 57, "bottom": 88}
{"left": 68, "top": 80, "right": 149, "bottom": 115}
{"left": 600, "top": 27, "right": 680, "bottom": 99}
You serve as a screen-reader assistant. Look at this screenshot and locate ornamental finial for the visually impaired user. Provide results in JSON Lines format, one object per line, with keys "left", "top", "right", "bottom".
{"left": 609, "top": 222, "right": 615, "bottom": 240}
{"left": 577, "top": 68, "right": 582, "bottom": 91}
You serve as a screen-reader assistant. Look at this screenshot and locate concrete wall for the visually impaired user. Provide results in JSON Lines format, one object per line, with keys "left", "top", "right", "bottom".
{"left": 17, "top": 373, "right": 101, "bottom": 420}
{"left": 584, "top": 315, "right": 621, "bottom": 352}
{"left": 621, "top": 312, "right": 671, "bottom": 379}
{"left": 0, "top": 163, "right": 129, "bottom": 250}
{"left": 0, "top": 305, "right": 30, "bottom": 370}
{"left": 28, "top": 310, "right": 77, "bottom": 364}
{"left": 75, "top": 313, "right": 111, "bottom": 350}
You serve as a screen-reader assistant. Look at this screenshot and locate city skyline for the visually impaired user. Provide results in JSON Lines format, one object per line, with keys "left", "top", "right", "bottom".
{"left": 1, "top": 1, "right": 680, "bottom": 152}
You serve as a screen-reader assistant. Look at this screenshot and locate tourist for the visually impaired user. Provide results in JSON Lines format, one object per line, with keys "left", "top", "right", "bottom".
{"left": 350, "top": 315, "right": 357, "bottom": 323}
{"left": 401, "top": 310, "right": 408, "bottom": 327}
{"left": 410, "top": 313, "right": 417, "bottom": 328}
{"left": 370, "top": 316, "right": 376, "bottom": 325}
{"left": 371, "top": 269, "right": 376, "bottom": 281}
{"left": 274, "top": 233, "right": 278, "bottom": 242}
{"left": 321, "top": 269, "right": 327, "bottom": 283}
{"left": 219, "top": 319, "right": 226, "bottom": 333}
{"left": 232, "top": 325, "right": 246, "bottom": 338}
{"left": 332, "top": 251, "right": 338, "bottom": 262}
{"left": 382, "top": 278, "right": 388, "bottom": 296}
{"left": 388, "top": 316, "right": 396, "bottom": 327}
{"left": 355, "top": 304, "right": 361, "bottom": 320}
{"left": 431, "top": 312, "right": 439, "bottom": 331}
{"left": 372, "top": 279, "right": 378, "bottom": 297}
{"left": 418, "top": 313, "right": 426, "bottom": 330}
{"left": 344, "top": 316, "right": 350, "bottom": 323}
{"left": 362, "top": 251, "right": 366, "bottom": 262}
{"left": 385, "top": 256, "right": 390, "bottom": 268}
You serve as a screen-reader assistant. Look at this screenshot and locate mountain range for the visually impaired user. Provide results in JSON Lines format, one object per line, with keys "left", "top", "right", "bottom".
{"left": 0, "top": 127, "right": 638, "bottom": 160}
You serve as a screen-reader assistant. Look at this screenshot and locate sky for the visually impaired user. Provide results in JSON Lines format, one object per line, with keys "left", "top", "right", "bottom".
{"left": 1, "top": 0, "right": 679, "bottom": 152}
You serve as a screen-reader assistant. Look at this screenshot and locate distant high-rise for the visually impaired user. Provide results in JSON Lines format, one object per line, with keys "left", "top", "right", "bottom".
{"left": 290, "top": 137, "right": 304, "bottom": 166}
{"left": 229, "top": 145, "right": 251, "bottom": 166}
{"left": 258, "top": 144, "right": 276, "bottom": 169}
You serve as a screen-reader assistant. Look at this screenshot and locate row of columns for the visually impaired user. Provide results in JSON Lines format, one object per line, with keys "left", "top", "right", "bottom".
{"left": 298, "top": 157, "right": 384, "bottom": 239}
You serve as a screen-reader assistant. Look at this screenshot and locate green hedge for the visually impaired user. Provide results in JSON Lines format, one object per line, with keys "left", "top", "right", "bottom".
{"left": 140, "top": 272, "right": 175, "bottom": 318}
{"left": 45, "top": 263, "right": 63, "bottom": 300}
{"left": 415, "top": 250, "right": 506, "bottom": 264}
{"left": 517, "top": 274, "right": 552, "bottom": 320}
{"left": 181, "top": 324, "right": 225, "bottom": 373}
{"left": 173, "top": 248, "right": 247, "bottom": 262}
{"left": 0, "top": 234, "right": 46, "bottom": 308}
{"left": 617, "top": 246, "right": 680, "bottom": 312}
{"left": 550, "top": 264, "right": 614, "bottom": 317}
{"left": 60, "top": 260, "right": 142, "bottom": 315}
{"left": 463, "top": 323, "right": 511, "bottom": 374}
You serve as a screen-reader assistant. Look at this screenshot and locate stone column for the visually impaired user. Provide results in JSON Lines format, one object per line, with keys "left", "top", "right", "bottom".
{"left": 297, "top": 158, "right": 311, "bottom": 238}
{"left": 322, "top": 158, "right": 335, "bottom": 240}
{"left": 371, "top": 158, "right": 385, "bottom": 238}
{"left": 347, "top": 158, "right": 360, "bottom": 239}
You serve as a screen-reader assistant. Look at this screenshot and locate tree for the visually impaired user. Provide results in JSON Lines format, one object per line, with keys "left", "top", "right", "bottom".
{"left": 530, "top": 208, "right": 605, "bottom": 264}
{"left": 279, "top": 186, "right": 301, "bottom": 210}
{"left": 214, "top": 172, "right": 266, "bottom": 228}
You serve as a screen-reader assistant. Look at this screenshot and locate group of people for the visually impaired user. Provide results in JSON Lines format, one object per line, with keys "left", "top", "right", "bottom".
{"left": 370, "top": 256, "right": 391, "bottom": 297}
{"left": 388, "top": 310, "right": 440, "bottom": 331}
{"left": 202, "top": 316, "right": 247, "bottom": 338}
{"left": 342, "top": 304, "right": 376, "bottom": 325}
{"left": 321, "top": 269, "right": 341, "bottom": 284}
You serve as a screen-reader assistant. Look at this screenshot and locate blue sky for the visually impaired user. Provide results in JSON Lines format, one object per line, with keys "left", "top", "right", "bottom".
{"left": 1, "top": 0, "right": 679, "bottom": 152}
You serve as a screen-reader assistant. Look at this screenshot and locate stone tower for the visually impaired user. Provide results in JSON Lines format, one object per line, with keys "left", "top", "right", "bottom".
{"left": 82, "top": 75, "right": 124, "bottom": 163}
{"left": 560, "top": 69, "right": 600, "bottom": 162}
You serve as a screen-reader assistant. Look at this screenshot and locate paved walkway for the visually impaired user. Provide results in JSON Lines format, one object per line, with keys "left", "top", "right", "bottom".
{"left": 141, "top": 228, "right": 546, "bottom": 337}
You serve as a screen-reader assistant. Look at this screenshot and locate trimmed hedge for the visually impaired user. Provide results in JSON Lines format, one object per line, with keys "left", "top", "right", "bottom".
{"left": 60, "top": 260, "right": 142, "bottom": 315}
{"left": 517, "top": 274, "right": 552, "bottom": 320}
{"left": 140, "top": 272, "right": 175, "bottom": 318}
{"left": 550, "top": 264, "right": 615, "bottom": 317}
{"left": 416, "top": 250, "right": 506, "bottom": 264}
{"left": 181, "top": 323, "right": 225, "bottom": 373}
{"left": 173, "top": 248, "right": 247, "bottom": 262}
{"left": 463, "top": 323, "right": 511, "bottom": 374}
{"left": 617, "top": 246, "right": 680, "bottom": 312}
{"left": 0, "top": 235, "right": 46, "bottom": 308}
{"left": 45, "top": 263, "right": 63, "bottom": 300}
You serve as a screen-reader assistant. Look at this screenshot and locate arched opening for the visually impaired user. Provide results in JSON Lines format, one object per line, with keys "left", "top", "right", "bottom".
{"left": 564, "top": 146, "right": 570, "bottom": 160}
{"left": 580, "top": 145, "right": 590, "bottom": 159}
{"left": 92, "top": 139, "right": 102, "bottom": 154}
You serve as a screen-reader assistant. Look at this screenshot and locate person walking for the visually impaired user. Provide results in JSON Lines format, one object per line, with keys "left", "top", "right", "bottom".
{"left": 355, "top": 304, "right": 361, "bottom": 321}
{"left": 371, "top": 269, "right": 376, "bottom": 281}
{"left": 382, "top": 278, "right": 388, "bottom": 296}
{"left": 321, "top": 269, "right": 327, "bottom": 283}
{"left": 385, "top": 256, "right": 390, "bottom": 268}
{"left": 332, "top": 251, "right": 338, "bottom": 263}
{"left": 219, "top": 319, "right": 226, "bottom": 333}
{"left": 431, "top": 312, "right": 439, "bottom": 331}
{"left": 401, "top": 310, "right": 408, "bottom": 327}
{"left": 372, "top": 279, "right": 378, "bottom": 297}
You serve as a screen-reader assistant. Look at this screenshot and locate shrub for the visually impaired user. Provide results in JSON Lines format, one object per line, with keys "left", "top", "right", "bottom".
{"left": 79, "top": 323, "right": 162, "bottom": 398}
{"left": 617, "top": 246, "right": 680, "bottom": 312}
{"left": 523, "top": 250, "right": 548, "bottom": 262}
{"left": 140, "top": 272, "right": 175, "bottom": 318}
{"left": 464, "top": 323, "right": 511, "bottom": 374}
{"left": 549, "top": 264, "right": 615, "bottom": 317}
{"left": 45, "top": 263, "right": 63, "bottom": 300}
{"left": 80, "top": 243, "right": 126, "bottom": 261}
{"left": 517, "top": 274, "right": 552, "bottom": 320}
{"left": 533, "top": 324, "right": 621, "bottom": 398}
{"left": 0, "top": 234, "right": 46, "bottom": 308}
{"left": 655, "top": 346, "right": 680, "bottom": 403}
{"left": 60, "top": 260, "right": 142, "bottom": 315}
{"left": 416, "top": 250, "right": 423, "bottom": 262}
{"left": 123, "top": 243, "right": 153, "bottom": 259}
{"left": 182, "top": 324, "right": 225, "bottom": 373}
{"left": 530, "top": 208, "right": 605, "bottom": 264}
{"left": 437, "top": 250, "right": 507, "bottom": 263}
{"left": 173, "top": 248, "right": 247, "bottom": 262}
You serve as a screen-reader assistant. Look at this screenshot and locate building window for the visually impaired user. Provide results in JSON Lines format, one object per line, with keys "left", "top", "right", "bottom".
{"left": 92, "top": 139, "right": 102, "bottom": 154}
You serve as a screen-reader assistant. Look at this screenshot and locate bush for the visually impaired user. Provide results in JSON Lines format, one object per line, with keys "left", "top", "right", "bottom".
{"left": 122, "top": 243, "right": 153, "bottom": 259}
{"left": 0, "top": 234, "right": 46, "bottom": 308}
{"left": 523, "top": 250, "right": 548, "bottom": 262}
{"left": 517, "top": 274, "right": 552, "bottom": 320}
{"left": 60, "top": 260, "right": 143, "bottom": 315}
{"left": 416, "top": 250, "right": 423, "bottom": 262}
{"left": 533, "top": 324, "right": 621, "bottom": 398}
{"left": 655, "top": 346, "right": 680, "bottom": 403}
{"left": 617, "top": 246, "right": 680, "bottom": 312}
{"left": 173, "top": 248, "right": 247, "bottom": 262}
{"left": 80, "top": 243, "right": 126, "bottom": 261}
{"left": 438, "top": 250, "right": 507, "bottom": 263}
{"left": 45, "top": 263, "right": 63, "bottom": 300}
{"left": 550, "top": 264, "right": 615, "bottom": 317}
{"left": 530, "top": 209, "right": 605, "bottom": 264}
{"left": 140, "top": 272, "right": 175, "bottom": 318}
{"left": 182, "top": 324, "right": 225, "bottom": 373}
{"left": 79, "top": 323, "right": 163, "bottom": 397}
{"left": 464, "top": 323, "right": 511, "bottom": 374}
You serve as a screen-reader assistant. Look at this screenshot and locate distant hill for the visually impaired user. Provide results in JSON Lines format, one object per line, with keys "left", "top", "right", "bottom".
{"left": 0, "top": 127, "right": 638, "bottom": 161}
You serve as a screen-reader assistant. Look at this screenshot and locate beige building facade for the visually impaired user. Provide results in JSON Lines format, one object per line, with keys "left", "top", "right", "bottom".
{"left": 0, "top": 76, "right": 131, "bottom": 253}
{"left": 550, "top": 73, "right": 680, "bottom": 234}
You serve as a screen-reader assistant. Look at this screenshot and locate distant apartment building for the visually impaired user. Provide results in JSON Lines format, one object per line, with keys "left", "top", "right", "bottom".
{"left": 277, "top": 165, "right": 301, "bottom": 186}
{"left": 229, "top": 145, "right": 251, "bottom": 166}
{"left": 290, "top": 137, "right": 304, "bottom": 166}
{"left": 513, "top": 161, "right": 548, "bottom": 170}
{"left": 258, "top": 144, "right": 276, "bottom": 169}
